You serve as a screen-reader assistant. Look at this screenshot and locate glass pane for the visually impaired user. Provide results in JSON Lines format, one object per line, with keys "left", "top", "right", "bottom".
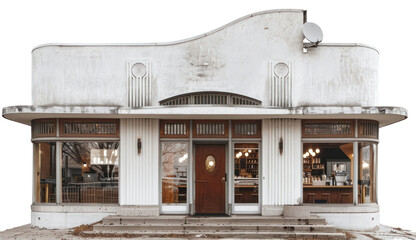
{"left": 302, "top": 143, "right": 353, "bottom": 204}
{"left": 35, "top": 143, "right": 56, "bottom": 203}
{"left": 234, "top": 144, "right": 259, "bottom": 203}
{"left": 359, "top": 143, "right": 376, "bottom": 203}
{"left": 161, "top": 142, "right": 188, "bottom": 204}
{"left": 62, "top": 142, "right": 119, "bottom": 203}
{"left": 205, "top": 155, "right": 216, "bottom": 173}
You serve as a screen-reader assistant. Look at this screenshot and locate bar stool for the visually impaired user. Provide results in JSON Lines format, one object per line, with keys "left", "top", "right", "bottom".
{"left": 322, "top": 193, "right": 331, "bottom": 203}
{"left": 235, "top": 193, "right": 243, "bottom": 203}
{"left": 341, "top": 193, "right": 351, "bottom": 203}
{"left": 307, "top": 193, "right": 316, "bottom": 203}
{"left": 250, "top": 193, "right": 258, "bottom": 203}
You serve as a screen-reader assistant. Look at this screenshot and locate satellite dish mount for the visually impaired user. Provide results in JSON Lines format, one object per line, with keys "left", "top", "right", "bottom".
{"left": 303, "top": 22, "right": 323, "bottom": 48}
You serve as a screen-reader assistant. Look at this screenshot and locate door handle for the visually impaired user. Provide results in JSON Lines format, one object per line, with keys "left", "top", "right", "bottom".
{"left": 222, "top": 174, "right": 227, "bottom": 183}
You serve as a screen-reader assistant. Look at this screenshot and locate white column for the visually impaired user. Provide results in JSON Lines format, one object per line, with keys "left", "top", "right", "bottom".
{"left": 262, "top": 119, "right": 302, "bottom": 206}
{"left": 119, "top": 119, "right": 159, "bottom": 206}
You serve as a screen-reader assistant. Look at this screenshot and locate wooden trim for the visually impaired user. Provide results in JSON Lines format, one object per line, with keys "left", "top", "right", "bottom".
{"left": 59, "top": 119, "right": 120, "bottom": 138}
{"left": 357, "top": 120, "right": 379, "bottom": 139}
{"left": 160, "top": 120, "right": 190, "bottom": 138}
{"left": 32, "top": 119, "right": 57, "bottom": 138}
{"left": 302, "top": 119, "right": 355, "bottom": 138}
{"left": 231, "top": 120, "right": 262, "bottom": 138}
{"left": 193, "top": 120, "right": 229, "bottom": 138}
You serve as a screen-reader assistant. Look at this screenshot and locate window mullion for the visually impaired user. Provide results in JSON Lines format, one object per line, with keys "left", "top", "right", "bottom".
{"left": 353, "top": 141, "right": 358, "bottom": 205}
{"left": 56, "top": 141, "right": 62, "bottom": 204}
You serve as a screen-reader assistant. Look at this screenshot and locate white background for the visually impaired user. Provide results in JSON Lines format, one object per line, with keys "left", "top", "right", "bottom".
{"left": 0, "top": 0, "right": 415, "bottom": 232}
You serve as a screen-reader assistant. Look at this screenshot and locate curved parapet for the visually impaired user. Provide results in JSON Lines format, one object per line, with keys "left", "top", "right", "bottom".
{"left": 31, "top": 9, "right": 378, "bottom": 109}
{"left": 31, "top": 10, "right": 305, "bottom": 107}
{"left": 296, "top": 44, "right": 379, "bottom": 107}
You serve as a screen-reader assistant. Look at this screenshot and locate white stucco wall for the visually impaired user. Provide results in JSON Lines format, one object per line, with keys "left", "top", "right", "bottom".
{"left": 296, "top": 45, "right": 379, "bottom": 107}
{"left": 31, "top": 10, "right": 379, "bottom": 108}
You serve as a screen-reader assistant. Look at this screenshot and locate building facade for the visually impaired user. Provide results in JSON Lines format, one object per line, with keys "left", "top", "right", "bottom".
{"left": 2, "top": 9, "right": 407, "bottom": 230}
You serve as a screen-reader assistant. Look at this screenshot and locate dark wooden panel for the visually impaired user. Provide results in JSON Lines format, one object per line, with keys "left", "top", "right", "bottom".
{"left": 193, "top": 120, "right": 229, "bottom": 138}
{"left": 160, "top": 120, "right": 190, "bottom": 138}
{"left": 59, "top": 119, "right": 120, "bottom": 138}
{"left": 32, "top": 119, "right": 57, "bottom": 138}
{"left": 232, "top": 120, "right": 262, "bottom": 138}
{"left": 195, "top": 144, "right": 226, "bottom": 214}
{"left": 358, "top": 120, "right": 379, "bottom": 139}
{"left": 302, "top": 119, "right": 355, "bottom": 138}
{"left": 303, "top": 186, "right": 353, "bottom": 204}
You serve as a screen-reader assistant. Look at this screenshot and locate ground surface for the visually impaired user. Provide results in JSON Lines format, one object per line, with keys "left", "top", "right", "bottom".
{"left": 1, "top": 224, "right": 416, "bottom": 240}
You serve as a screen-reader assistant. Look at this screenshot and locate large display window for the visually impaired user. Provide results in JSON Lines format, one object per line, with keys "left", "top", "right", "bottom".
{"left": 161, "top": 142, "right": 189, "bottom": 204}
{"left": 34, "top": 142, "right": 56, "bottom": 203}
{"left": 359, "top": 143, "right": 377, "bottom": 204}
{"left": 302, "top": 143, "right": 354, "bottom": 204}
{"left": 61, "top": 142, "right": 119, "bottom": 203}
{"left": 32, "top": 118, "right": 120, "bottom": 204}
{"left": 234, "top": 143, "right": 259, "bottom": 204}
{"left": 302, "top": 120, "right": 379, "bottom": 205}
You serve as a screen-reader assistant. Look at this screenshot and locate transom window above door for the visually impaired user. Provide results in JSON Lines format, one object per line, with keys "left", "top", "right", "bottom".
{"left": 160, "top": 120, "right": 261, "bottom": 139}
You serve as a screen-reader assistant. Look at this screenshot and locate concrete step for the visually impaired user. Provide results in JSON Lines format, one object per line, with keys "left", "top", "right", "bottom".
{"left": 94, "top": 224, "right": 337, "bottom": 233}
{"left": 84, "top": 230, "right": 346, "bottom": 240}
{"left": 102, "top": 215, "right": 327, "bottom": 226}
{"left": 186, "top": 216, "right": 326, "bottom": 225}
{"left": 93, "top": 215, "right": 343, "bottom": 239}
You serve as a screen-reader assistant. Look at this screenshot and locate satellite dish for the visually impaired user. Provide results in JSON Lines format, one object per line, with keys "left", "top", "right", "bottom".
{"left": 303, "top": 22, "right": 323, "bottom": 45}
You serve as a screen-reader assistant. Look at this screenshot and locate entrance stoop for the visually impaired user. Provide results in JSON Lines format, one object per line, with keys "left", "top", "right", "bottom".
{"left": 89, "top": 215, "right": 346, "bottom": 239}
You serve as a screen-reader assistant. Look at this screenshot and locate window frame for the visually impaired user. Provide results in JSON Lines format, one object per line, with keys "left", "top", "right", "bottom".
{"left": 231, "top": 140, "right": 261, "bottom": 214}
{"left": 32, "top": 118, "right": 120, "bottom": 206}
{"left": 159, "top": 140, "right": 190, "bottom": 214}
{"left": 301, "top": 119, "right": 379, "bottom": 205}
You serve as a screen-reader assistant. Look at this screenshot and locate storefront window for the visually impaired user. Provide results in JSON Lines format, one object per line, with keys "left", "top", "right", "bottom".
{"left": 234, "top": 143, "right": 259, "bottom": 203}
{"left": 359, "top": 143, "right": 377, "bottom": 203}
{"left": 303, "top": 143, "right": 353, "bottom": 204}
{"left": 161, "top": 142, "right": 188, "bottom": 204}
{"left": 35, "top": 142, "right": 56, "bottom": 203}
{"left": 61, "top": 142, "right": 119, "bottom": 203}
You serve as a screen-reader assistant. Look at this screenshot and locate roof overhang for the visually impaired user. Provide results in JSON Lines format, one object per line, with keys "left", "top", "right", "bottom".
{"left": 2, "top": 105, "right": 407, "bottom": 128}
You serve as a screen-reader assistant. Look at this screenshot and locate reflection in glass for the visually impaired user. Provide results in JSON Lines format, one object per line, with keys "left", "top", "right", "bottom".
{"left": 162, "top": 142, "right": 188, "bottom": 204}
{"left": 359, "top": 143, "right": 376, "bottom": 203}
{"left": 234, "top": 143, "right": 259, "bottom": 203}
{"left": 35, "top": 142, "right": 56, "bottom": 203}
{"left": 61, "top": 142, "right": 119, "bottom": 203}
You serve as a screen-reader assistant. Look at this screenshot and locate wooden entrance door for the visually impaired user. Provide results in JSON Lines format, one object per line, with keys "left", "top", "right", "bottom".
{"left": 195, "top": 144, "right": 226, "bottom": 214}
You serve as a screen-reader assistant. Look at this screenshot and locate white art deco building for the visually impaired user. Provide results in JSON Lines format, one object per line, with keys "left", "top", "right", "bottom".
{"left": 2, "top": 9, "right": 407, "bottom": 230}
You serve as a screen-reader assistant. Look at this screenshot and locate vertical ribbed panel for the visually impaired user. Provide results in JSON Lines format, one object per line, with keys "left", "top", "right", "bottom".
{"left": 270, "top": 62, "right": 292, "bottom": 107}
{"left": 128, "top": 61, "right": 152, "bottom": 107}
{"left": 262, "top": 119, "right": 301, "bottom": 205}
{"left": 120, "top": 119, "right": 159, "bottom": 205}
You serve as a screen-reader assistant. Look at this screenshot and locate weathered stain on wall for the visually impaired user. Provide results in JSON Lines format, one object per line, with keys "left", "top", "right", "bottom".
{"left": 31, "top": 10, "right": 378, "bottom": 108}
